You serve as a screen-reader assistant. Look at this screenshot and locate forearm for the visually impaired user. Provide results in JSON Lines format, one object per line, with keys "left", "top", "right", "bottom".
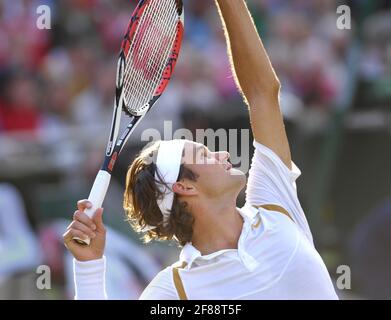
{"left": 215, "top": 0, "right": 280, "bottom": 103}
{"left": 73, "top": 257, "right": 108, "bottom": 300}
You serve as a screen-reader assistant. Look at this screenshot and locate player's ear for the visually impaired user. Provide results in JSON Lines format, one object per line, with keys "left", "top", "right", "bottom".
{"left": 172, "top": 181, "right": 198, "bottom": 196}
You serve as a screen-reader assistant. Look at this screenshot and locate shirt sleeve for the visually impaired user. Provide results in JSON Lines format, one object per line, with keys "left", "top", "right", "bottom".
{"left": 245, "top": 140, "right": 313, "bottom": 243}
{"left": 73, "top": 257, "right": 108, "bottom": 300}
{"left": 139, "top": 267, "right": 178, "bottom": 300}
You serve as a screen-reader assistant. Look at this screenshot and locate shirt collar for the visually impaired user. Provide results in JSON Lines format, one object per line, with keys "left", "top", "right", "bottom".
{"left": 239, "top": 204, "right": 259, "bottom": 221}
{"left": 179, "top": 243, "right": 236, "bottom": 269}
{"left": 179, "top": 243, "right": 201, "bottom": 268}
{"left": 179, "top": 206, "right": 260, "bottom": 269}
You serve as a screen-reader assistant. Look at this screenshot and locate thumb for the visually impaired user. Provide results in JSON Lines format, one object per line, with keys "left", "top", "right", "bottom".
{"left": 92, "top": 208, "right": 105, "bottom": 231}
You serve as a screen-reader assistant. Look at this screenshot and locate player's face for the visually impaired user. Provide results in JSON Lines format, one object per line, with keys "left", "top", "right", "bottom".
{"left": 181, "top": 141, "right": 246, "bottom": 198}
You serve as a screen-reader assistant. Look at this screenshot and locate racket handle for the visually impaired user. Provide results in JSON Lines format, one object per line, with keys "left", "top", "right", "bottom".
{"left": 73, "top": 170, "right": 111, "bottom": 246}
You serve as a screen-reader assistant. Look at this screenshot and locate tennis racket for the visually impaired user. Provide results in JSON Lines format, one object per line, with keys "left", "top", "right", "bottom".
{"left": 74, "top": 0, "right": 184, "bottom": 245}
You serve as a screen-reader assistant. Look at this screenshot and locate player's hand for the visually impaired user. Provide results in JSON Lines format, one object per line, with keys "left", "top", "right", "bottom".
{"left": 63, "top": 200, "right": 106, "bottom": 262}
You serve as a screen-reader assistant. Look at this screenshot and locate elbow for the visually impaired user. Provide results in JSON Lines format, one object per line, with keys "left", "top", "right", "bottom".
{"left": 247, "top": 79, "right": 281, "bottom": 105}
{"left": 268, "top": 78, "right": 281, "bottom": 96}
{"left": 273, "top": 79, "right": 282, "bottom": 93}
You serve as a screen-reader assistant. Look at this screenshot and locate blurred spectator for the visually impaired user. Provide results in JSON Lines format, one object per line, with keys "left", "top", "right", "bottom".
{"left": 0, "top": 0, "right": 51, "bottom": 70}
{"left": 0, "top": 183, "right": 43, "bottom": 299}
{"left": 357, "top": 9, "right": 391, "bottom": 108}
{"left": 348, "top": 199, "right": 391, "bottom": 299}
{"left": 0, "top": 69, "right": 42, "bottom": 133}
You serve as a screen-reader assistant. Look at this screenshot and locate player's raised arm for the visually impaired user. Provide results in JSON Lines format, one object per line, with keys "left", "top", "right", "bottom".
{"left": 215, "top": 0, "right": 292, "bottom": 168}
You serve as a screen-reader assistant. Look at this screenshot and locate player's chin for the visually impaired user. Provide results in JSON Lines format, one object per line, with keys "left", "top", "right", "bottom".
{"left": 229, "top": 169, "right": 246, "bottom": 190}
{"left": 227, "top": 168, "right": 245, "bottom": 177}
{"left": 227, "top": 168, "right": 246, "bottom": 186}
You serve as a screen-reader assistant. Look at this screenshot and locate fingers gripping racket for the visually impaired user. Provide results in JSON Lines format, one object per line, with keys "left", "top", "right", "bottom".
{"left": 74, "top": 0, "right": 184, "bottom": 245}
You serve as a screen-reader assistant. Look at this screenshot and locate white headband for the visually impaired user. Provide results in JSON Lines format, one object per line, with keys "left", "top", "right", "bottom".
{"left": 142, "top": 139, "right": 186, "bottom": 232}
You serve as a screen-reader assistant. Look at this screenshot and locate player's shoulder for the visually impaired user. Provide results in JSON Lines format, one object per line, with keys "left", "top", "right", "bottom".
{"left": 149, "top": 265, "right": 175, "bottom": 286}
{"left": 139, "top": 264, "right": 180, "bottom": 300}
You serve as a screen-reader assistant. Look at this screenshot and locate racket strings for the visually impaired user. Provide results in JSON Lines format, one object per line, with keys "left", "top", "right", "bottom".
{"left": 129, "top": 0, "right": 177, "bottom": 97}
{"left": 125, "top": 12, "right": 176, "bottom": 112}
{"left": 135, "top": 1, "right": 174, "bottom": 71}
{"left": 123, "top": 0, "right": 179, "bottom": 114}
{"left": 128, "top": 1, "right": 175, "bottom": 106}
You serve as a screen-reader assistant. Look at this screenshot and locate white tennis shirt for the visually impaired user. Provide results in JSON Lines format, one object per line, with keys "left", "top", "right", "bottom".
{"left": 73, "top": 140, "right": 338, "bottom": 300}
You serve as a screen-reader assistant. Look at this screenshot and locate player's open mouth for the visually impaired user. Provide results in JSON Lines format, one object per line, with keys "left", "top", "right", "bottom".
{"left": 225, "top": 163, "right": 233, "bottom": 171}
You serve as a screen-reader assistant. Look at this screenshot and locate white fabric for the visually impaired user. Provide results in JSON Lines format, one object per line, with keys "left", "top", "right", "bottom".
{"left": 246, "top": 140, "right": 314, "bottom": 243}
{"left": 73, "top": 257, "right": 107, "bottom": 300}
{"left": 155, "top": 139, "right": 186, "bottom": 227}
{"left": 73, "top": 140, "right": 338, "bottom": 300}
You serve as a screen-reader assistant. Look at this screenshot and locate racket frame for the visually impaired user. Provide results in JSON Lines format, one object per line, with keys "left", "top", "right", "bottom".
{"left": 74, "top": 0, "right": 184, "bottom": 245}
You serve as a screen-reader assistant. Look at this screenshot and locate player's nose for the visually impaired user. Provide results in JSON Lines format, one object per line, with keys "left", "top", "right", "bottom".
{"left": 215, "top": 151, "right": 230, "bottom": 161}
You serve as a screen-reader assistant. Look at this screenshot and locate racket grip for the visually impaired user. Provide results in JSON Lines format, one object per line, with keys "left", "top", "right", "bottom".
{"left": 73, "top": 170, "right": 111, "bottom": 246}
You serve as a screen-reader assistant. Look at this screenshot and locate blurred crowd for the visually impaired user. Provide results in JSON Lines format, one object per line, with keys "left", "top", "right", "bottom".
{"left": 0, "top": 0, "right": 356, "bottom": 135}
{"left": 0, "top": 0, "right": 391, "bottom": 299}
{"left": 0, "top": 0, "right": 389, "bottom": 135}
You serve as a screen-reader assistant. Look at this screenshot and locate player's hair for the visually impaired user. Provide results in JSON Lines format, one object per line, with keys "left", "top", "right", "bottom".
{"left": 124, "top": 141, "right": 198, "bottom": 246}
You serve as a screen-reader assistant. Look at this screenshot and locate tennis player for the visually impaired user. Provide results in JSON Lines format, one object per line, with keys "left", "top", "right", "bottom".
{"left": 63, "top": 0, "right": 338, "bottom": 300}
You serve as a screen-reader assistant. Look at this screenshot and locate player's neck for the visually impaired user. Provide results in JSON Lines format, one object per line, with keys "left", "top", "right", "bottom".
{"left": 191, "top": 198, "right": 243, "bottom": 256}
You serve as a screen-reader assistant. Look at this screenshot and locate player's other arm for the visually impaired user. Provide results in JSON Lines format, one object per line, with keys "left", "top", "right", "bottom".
{"left": 63, "top": 200, "right": 108, "bottom": 299}
{"left": 215, "top": 0, "right": 292, "bottom": 168}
